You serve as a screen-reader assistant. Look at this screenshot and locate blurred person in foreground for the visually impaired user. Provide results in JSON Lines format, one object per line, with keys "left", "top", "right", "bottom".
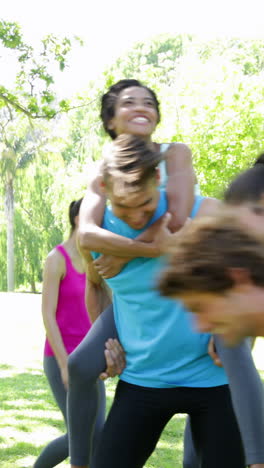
{"left": 158, "top": 156, "right": 264, "bottom": 345}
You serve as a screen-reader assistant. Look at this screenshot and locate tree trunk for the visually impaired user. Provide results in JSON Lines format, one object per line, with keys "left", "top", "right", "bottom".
{"left": 5, "top": 178, "right": 15, "bottom": 291}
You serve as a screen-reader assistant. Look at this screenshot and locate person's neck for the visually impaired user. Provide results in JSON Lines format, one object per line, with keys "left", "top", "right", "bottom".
{"left": 64, "top": 231, "right": 78, "bottom": 255}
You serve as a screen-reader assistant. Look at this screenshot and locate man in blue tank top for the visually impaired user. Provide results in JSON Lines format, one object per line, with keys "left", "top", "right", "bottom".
{"left": 87, "top": 135, "right": 245, "bottom": 468}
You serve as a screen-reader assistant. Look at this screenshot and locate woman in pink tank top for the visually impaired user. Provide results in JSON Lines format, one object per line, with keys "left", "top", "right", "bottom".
{"left": 34, "top": 199, "right": 92, "bottom": 468}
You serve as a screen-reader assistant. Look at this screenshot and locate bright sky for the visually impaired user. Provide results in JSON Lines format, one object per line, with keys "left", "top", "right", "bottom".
{"left": 1, "top": 0, "right": 264, "bottom": 97}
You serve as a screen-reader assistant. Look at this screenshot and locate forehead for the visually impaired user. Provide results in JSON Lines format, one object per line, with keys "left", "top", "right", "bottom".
{"left": 117, "top": 86, "right": 153, "bottom": 102}
{"left": 180, "top": 292, "right": 221, "bottom": 308}
{"left": 224, "top": 202, "right": 264, "bottom": 232}
{"left": 108, "top": 182, "right": 155, "bottom": 208}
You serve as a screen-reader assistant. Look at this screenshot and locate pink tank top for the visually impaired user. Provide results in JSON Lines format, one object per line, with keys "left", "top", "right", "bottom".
{"left": 44, "top": 244, "right": 92, "bottom": 356}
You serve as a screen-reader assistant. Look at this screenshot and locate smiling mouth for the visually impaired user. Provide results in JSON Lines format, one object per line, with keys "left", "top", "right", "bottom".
{"left": 130, "top": 117, "right": 149, "bottom": 124}
{"left": 130, "top": 220, "right": 146, "bottom": 228}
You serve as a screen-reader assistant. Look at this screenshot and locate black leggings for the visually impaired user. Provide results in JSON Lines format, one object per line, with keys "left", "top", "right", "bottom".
{"left": 92, "top": 381, "right": 245, "bottom": 468}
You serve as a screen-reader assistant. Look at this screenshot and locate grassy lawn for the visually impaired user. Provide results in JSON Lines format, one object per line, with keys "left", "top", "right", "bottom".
{"left": 0, "top": 292, "right": 264, "bottom": 468}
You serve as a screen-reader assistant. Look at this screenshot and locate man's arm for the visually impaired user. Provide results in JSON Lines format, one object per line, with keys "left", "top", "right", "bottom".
{"left": 84, "top": 253, "right": 127, "bottom": 379}
{"left": 92, "top": 214, "right": 172, "bottom": 278}
{"left": 78, "top": 185, "right": 162, "bottom": 260}
{"left": 92, "top": 214, "right": 173, "bottom": 278}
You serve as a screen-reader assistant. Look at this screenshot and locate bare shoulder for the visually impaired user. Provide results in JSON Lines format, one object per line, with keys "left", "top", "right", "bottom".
{"left": 161, "top": 142, "right": 192, "bottom": 172}
{"left": 86, "top": 160, "right": 102, "bottom": 189}
{"left": 169, "top": 142, "right": 191, "bottom": 151}
{"left": 166, "top": 142, "right": 192, "bottom": 158}
{"left": 44, "top": 248, "right": 66, "bottom": 277}
{"left": 197, "top": 197, "right": 222, "bottom": 217}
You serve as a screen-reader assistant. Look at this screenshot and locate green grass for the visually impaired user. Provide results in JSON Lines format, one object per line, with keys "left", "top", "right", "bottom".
{"left": 0, "top": 292, "right": 264, "bottom": 467}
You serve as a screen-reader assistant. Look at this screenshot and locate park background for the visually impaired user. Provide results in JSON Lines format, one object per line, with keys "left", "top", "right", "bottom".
{"left": 1, "top": 0, "right": 264, "bottom": 466}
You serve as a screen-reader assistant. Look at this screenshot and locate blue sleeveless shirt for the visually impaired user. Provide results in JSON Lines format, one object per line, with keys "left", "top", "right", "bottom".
{"left": 92, "top": 192, "right": 227, "bottom": 388}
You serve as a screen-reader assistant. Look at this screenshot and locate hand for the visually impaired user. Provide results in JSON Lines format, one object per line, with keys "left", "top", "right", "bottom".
{"left": 93, "top": 255, "right": 129, "bottom": 279}
{"left": 60, "top": 364, "right": 69, "bottom": 390}
{"left": 152, "top": 212, "right": 172, "bottom": 253}
{"left": 153, "top": 213, "right": 192, "bottom": 253}
{"left": 100, "top": 338, "right": 126, "bottom": 380}
{"left": 168, "top": 211, "right": 186, "bottom": 233}
{"left": 169, "top": 215, "right": 192, "bottom": 235}
{"left": 208, "top": 337, "right": 222, "bottom": 367}
{"left": 249, "top": 464, "right": 264, "bottom": 468}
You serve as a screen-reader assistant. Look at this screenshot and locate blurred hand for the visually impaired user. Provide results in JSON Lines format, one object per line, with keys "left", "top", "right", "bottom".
{"left": 154, "top": 214, "right": 192, "bottom": 252}
{"left": 167, "top": 211, "right": 189, "bottom": 233}
{"left": 208, "top": 337, "right": 222, "bottom": 367}
{"left": 100, "top": 338, "right": 126, "bottom": 380}
{"left": 93, "top": 255, "right": 128, "bottom": 279}
{"left": 152, "top": 213, "right": 172, "bottom": 253}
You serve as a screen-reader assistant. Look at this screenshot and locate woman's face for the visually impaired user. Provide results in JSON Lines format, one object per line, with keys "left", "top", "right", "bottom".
{"left": 107, "top": 86, "right": 159, "bottom": 140}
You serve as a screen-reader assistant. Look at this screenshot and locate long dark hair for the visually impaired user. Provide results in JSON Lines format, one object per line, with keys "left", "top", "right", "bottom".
{"left": 68, "top": 198, "right": 83, "bottom": 234}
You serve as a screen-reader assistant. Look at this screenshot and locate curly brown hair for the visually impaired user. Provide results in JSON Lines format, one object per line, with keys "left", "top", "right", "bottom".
{"left": 157, "top": 214, "right": 264, "bottom": 297}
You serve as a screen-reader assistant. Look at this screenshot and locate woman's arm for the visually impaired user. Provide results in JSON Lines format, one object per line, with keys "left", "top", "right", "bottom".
{"left": 85, "top": 278, "right": 112, "bottom": 323}
{"left": 78, "top": 173, "right": 161, "bottom": 260}
{"left": 41, "top": 250, "right": 69, "bottom": 389}
{"left": 84, "top": 252, "right": 112, "bottom": 322}
{"left": 165, "top": 142, "right": 196, "bottom": 232}
{"left": 92, "top": 214, "right": 174, "bottom": 278}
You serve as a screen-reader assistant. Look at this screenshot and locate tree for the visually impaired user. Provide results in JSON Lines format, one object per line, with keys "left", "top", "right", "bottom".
{"left": 0, "top": 19, "right": 79, "bottom": 290}
{"left": 3, "top": 31, "right": 264, "bottom": 291}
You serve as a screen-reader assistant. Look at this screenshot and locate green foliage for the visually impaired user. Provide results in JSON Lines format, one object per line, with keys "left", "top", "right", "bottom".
{"left": 13, "top": 157, "right": 65, "bottom": 291}
{"left": 196, "top": 37, "right": 264, "bottom": 75}
{"left": 2, "top": 31, "right": 264, "bottom": 290}
{"left": 0, "top": 228, "right": 7, "bottom": 290}
{"left": 103, "top": 34, "right": 193, "bottom": 90}
{"left": 60, "top": 83, "right": 106, "bottom": 164}
{"left": 0, "top": 19, "right": 78, "bottom": 120}
{"left": 0, "top": 19, "right": 83, "bottom": 291}
{"left": 0, "top": 19, "right": 23, "bottom": 48}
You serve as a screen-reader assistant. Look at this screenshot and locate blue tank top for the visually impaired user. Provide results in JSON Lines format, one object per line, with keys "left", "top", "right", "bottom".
{"left": 92, "top": 193, "right": 227, "bottom": 389}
